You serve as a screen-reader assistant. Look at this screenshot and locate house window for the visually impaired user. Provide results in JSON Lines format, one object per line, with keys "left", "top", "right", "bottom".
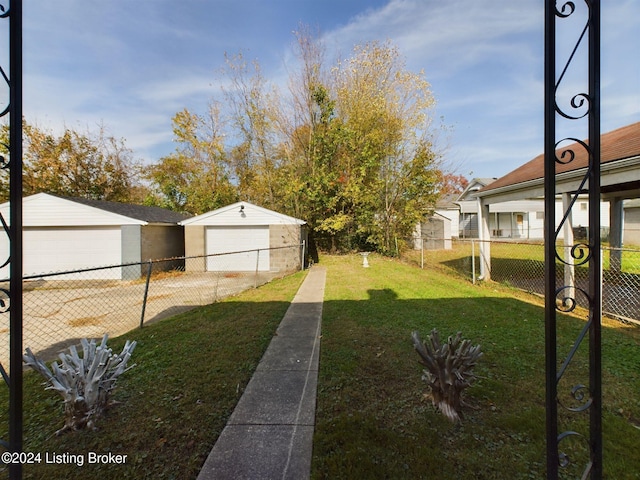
{"left": 580, "top": 202, "right": 588, "bottom": 211}
{"left": 536, "top": 211, "right": 544, "bottom": 220}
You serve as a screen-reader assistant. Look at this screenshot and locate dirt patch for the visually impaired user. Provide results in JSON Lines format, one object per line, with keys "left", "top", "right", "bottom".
{"left": 136, "top": 293, "right": 173, "bottom": 306}
{"left": 68, "top": 315, "right": 107, "bottom": 328}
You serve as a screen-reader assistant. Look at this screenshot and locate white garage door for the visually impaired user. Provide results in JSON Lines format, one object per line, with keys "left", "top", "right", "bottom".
{"left": 0, "top": 227, "right": 122, "bottom": 280}
{"left": 206, "top": 226, "right": 270, "bottom": 271}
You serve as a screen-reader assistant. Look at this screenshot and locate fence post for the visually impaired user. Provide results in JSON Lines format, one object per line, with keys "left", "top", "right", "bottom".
{"left": 421, "top": 238, "right": 424, "bottom": 269}
{"left": 254, "top": 249, "right": 260, "bottom": 288}
{"left": 139, "top": 259, "right": 153, "bottom": 328}
{"left": 471, "top": 239, "right": 476, "bottom": 285}
{"left": 214, "top": 268, "right": 220, "bottom": 302}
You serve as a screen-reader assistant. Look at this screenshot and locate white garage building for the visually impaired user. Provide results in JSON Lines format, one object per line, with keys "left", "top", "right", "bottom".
{"left": 180, "top": 201, "right": 307, "bottom": 273}
{"left": 0, "top": 193, "right": 187, "bottom": 280}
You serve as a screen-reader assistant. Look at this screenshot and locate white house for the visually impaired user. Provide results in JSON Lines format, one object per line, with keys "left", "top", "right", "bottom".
{"left": 623, "top": 199, "right": 640, "bottom": 245}
{"left": 180, "top": 201, "right": 307, "bottom": 272}
{"left": 475, "top": 121, "right": 640, "bottom": 279}
{"left": 0, "top": 193, "right": 187, "bottom": 280}
{"left": 454, "top": 178, "right": 496, "bottom": 238}
{"left": 452, "top": 178, "right": 612, "bottom": 240}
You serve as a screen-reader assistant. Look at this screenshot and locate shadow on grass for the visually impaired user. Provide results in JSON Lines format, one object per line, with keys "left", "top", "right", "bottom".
{"left": 2, "top": 283, "right": 639, "bottom": 480}
{"left": 442, "top": 255, "right": 640, "bottom": 322}
{"left": 313, "top": 292, "right": 639, "bottom": 480}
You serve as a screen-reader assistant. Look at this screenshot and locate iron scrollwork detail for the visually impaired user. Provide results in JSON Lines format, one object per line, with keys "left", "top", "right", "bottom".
{"left": 554, "top": 2, "right": 591, "bottom": 122}
{"left": 2, "top": 1, "right": 25, "bottom": 477}
{"left": 0, "top": 6, "right": 11, "bottom": 312}
{"left": 557, "top": 431, "right": 594, "bottom": 476}
{"left": 546, "top": 0, "right": 601, "bottom": 478}
{"left": 0, "top": 2, "right": 11, "bottom": 334}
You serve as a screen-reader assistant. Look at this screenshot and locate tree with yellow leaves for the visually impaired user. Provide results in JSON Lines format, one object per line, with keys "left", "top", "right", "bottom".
{"left": 0, "top": 120, "right": 143, "bottom": 203}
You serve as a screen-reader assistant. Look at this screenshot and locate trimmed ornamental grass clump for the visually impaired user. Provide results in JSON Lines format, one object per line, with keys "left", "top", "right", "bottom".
{"left": 411, "top": 329, "right": 482, "bottom": 422}
{"left": 23, "top": 334, "right": 137, "bottom": 435}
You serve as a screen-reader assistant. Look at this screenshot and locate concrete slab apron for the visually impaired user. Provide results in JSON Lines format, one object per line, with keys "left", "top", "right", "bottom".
{"left": 198, "top": 266, "right": 326, "bottom": 480}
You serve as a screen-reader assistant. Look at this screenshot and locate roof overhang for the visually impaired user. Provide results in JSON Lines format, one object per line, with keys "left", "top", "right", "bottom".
{"left": 476, "top": 155, "right": 640, "bottom": 204}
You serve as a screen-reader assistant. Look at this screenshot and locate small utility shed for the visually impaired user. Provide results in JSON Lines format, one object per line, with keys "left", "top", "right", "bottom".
{"left": 414, "top": 213, "right": 452, "bottom": 250}
{"left": 0, "top": 193, "right": 188, "bottom": 280}
{"left": 180, "top": 201, "right": 307, "bottom": 272}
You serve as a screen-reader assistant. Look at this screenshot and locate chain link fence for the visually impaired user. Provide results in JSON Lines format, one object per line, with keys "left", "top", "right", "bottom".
{"left": 406, "top": 238, "right": 640, "bottom": 325}
{"left": 0, "top": 244, "right": 305, "bottom": 369}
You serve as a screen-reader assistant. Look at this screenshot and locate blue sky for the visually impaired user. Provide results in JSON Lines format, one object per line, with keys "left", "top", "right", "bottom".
{"left": 16, "top": 0, "right": 640, "bottom": 180}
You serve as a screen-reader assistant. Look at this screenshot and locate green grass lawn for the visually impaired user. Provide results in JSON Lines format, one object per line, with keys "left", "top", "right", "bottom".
{"left": 410, "top": 240, "right": 640, "bottom": 279}
{"left": 0, "top": 270, "right": 307, "bottom": 479}
{"left": 312, "top": 254, "right": 640, "bottom": 479}
{"left": 1, "top": 254, "right": 638, "bottom": 479}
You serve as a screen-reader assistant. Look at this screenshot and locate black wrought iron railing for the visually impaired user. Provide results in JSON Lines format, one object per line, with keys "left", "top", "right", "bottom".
{"left": 545, "top": 1, "right": 601, "bottom": 479}
{"left": 0, "top": 1, "right": 23, "bottom": 479}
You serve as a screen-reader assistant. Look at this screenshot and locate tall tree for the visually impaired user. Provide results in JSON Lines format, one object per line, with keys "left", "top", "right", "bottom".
{"left": 144, "top": 105, "right": 237, "bottom": 215}
{"left": 154, "top": 34, "right": 443, "bottom": 254}
{"left": 220, "top": 37, "right": 442, "bottom": 254}
{"left": 279, "top": 28, "right": 351, "bottom": 252}
{"left": 0, "top": 120, "right": 143, "bottom": 203}
{"left": 222, "top": 52, "right": 284, "bottom": 208}
{"left": 439, "top": 172, "right": 469, "bottom": 196}
{"left": 331, "top": 41, "right": 441, "bottom": 253}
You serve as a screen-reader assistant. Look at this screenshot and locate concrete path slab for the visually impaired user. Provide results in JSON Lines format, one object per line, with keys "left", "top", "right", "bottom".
{"left": 197, "top": 425, "right": 314, "bottom": 480}
{"left": 197, "top": 266, "right": 326, "bottom": 480}
{"left": 256, "top": 335, "right": 320, "bottom": 371}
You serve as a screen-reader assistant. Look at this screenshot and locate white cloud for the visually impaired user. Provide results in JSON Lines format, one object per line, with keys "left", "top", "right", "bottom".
{"left": 322, "top": 0, "right": 540, "bottom": 73}
{"left": 8, "top": 0, "right": 638, "bottom": 178}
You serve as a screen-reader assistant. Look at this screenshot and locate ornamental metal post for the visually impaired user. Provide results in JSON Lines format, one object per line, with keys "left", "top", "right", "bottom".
{"left": 0, "top": 1, "right": 23, "bottom": 479}
{"left": 544, "top": 1, "right": 601, "bottom": 479}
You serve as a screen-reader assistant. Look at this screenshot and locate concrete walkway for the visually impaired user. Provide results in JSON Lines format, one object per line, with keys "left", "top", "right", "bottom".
{"left": 197, "top": 266, "right": 326, "bottom": 480}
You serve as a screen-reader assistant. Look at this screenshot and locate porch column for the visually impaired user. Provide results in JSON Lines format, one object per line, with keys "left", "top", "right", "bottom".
{"left": 609, "top": 197, "right": 624, "bottom": 272}
{"left": 562, "top": 193, "right": 575, "bottom": 300}
{"left": 477, "top": 197, "right": 491, "bottom": 281}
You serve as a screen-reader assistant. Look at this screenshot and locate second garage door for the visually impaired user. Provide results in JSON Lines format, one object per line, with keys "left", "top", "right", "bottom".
{"left": 0, "top": 226, "right": 122, "bottom": 280}
{"left": 206, "top": 226, "right": 270, "bottom": 271}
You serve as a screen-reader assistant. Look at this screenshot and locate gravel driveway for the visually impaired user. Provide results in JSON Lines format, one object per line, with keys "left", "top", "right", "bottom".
{"left": 0, "top": 270, "right": 286, "bottom": 368}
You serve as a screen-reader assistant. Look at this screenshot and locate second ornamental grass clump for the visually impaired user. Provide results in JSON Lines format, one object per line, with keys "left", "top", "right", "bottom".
{"left": 412, "top": 329, "right": 482, "bottom": 423}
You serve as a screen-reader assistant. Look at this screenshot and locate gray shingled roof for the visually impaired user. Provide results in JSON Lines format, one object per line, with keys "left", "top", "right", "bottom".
{"left": 59, "top": 195, "right": 190, "bottom": 224}
{"left": 436, "top": 193, "right": 459, "bottom": 209}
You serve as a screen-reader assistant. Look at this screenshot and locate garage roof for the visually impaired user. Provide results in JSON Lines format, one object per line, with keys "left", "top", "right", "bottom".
{"left": 0, "top": 193, "right": 188, "bottom": 227}
{"left": 63, "top": 195, "right": 189, "bottom": 224}
{"left": 180, "top": 201, "right": 306, "bottom": 227}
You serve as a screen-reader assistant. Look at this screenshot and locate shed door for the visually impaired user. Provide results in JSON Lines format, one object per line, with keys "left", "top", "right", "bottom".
{"left": 0, "top": 227, "right": 122, "bottom": 279}
{"left": 206, "top": 226, "right": 270, "bottom": 271}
